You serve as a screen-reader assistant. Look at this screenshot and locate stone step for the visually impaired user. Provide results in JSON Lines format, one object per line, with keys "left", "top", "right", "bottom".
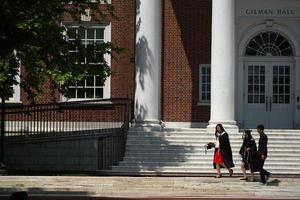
{"left": 116, "top": 164, "right": 299, "bottom": 170}
{"left": 124, "top": 151, "right": 300, "bottom": 157}
{"left": 123, "top": 156, "right": 300, "bottom": 162}
{"left": 126, "top": 139, "right": 300, "bottom": 144}
{"left": 129, "top": 128, "right": 300, "bottom": 133}
{"left": 126, "top": 134, "right": 300, "bottom": 139}
{"left": 126, "top": 140, "right": 300, "bottom": 146}
{"left": 118, "top": 160, "right": 300, "bottom": 167}
{"left": 110, "top": 128, "right": 300, "bottom": 175}
{"left": 125, "top": 145, "right": 300, "bottom": 151}
{"left": 128, "top": 128, "right": 207, "bottom": 133}
{"left": 112, "top": 166, "right": 300, "bottom": 174}
{"left": 121, "top": 159, "right": 299, "bottom": 165}
{"left": 121, "top": 160, "right": 298, "bottom": 165}
{"left": 129, "top": 129, "right": 300, "bottom": 134}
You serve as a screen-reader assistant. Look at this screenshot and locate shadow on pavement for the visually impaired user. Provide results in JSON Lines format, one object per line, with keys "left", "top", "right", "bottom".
{"left": 267, "top": 178, "right": 281, "bottom": 186}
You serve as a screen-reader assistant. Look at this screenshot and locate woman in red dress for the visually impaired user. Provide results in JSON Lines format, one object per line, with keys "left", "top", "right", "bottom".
{"left": 213, "top": 124, "right": 235, "bottom": 178}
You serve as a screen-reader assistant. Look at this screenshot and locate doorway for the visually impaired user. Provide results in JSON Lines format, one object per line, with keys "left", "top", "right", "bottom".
{"left": 242, "top": 31, "right": 295, "bottom": 128}
{"left": 244, "top": 62, "right": 294, "bottom": 128}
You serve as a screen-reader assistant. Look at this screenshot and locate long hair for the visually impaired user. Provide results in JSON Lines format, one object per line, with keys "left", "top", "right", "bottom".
{"left": 243, "top": 130, "right": 253, "bottom": 147}
{"left": 215, "top": 123, "right": 225, "bottom": 137}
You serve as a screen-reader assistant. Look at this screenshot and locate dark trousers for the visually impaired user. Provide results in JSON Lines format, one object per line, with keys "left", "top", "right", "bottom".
{"left": 259, "top": 160, "right": 270, "bottom": 183}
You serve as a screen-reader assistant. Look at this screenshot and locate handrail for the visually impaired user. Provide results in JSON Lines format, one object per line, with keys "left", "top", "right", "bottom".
{"left": 1, "top": 98, "right": 132, "bottom": 139}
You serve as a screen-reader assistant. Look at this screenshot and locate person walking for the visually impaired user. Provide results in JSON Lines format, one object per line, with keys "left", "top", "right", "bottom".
{"left": 239, "top": 130, "right": 258, "bottom": 181}
{"left": 213, "top": 124, "right": 234, "bottom": 178}
{"left": 256, "top": 124, "right": 271, "bottom": 184}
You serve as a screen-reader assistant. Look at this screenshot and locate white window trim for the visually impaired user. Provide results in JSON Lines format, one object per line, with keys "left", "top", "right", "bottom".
{"left": 100, "top": 0, "right": 111, "bottom": 4}
{"left": 8, "top": 59, "right": 21, "bottom": 104}
{"left": 8, "top": 74, "right": 21, "bottom": 103}
{"left": 61, "top": 23, "right": 111, "bottom": 102}
{"left": 198, "top": 64, "right": 211, "bottom": 106}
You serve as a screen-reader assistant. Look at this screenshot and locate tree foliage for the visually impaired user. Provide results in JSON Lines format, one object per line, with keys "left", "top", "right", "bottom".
{"left": 0, "top": 0, "right": 120, "bottom": 102}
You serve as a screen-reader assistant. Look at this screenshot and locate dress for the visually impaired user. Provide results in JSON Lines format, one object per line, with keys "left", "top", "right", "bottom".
{"left": 213, "top": 148, "right": 224, "bottom": 164}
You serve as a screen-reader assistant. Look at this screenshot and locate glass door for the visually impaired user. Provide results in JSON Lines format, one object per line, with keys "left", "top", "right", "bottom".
{"left": 244, "top": 63, "right": 293, "bottom": 128}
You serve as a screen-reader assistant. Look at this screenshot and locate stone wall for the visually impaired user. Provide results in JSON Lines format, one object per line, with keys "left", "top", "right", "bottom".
{"left": 4, "top": 137, "right": 116, "bottom": 171}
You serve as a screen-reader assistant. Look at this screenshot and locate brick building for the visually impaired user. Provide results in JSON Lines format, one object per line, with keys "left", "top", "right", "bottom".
{"left": 8, "top": 0, "right": 300, "bottom": 130}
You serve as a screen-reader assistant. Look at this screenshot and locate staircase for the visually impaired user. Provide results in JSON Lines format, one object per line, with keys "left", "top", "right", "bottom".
{"left": 109, "top": 128, "right": 300, "bottom": 175}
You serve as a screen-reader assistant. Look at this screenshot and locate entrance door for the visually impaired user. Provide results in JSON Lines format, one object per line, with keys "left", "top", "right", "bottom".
{"left": 244, "top": 62, "right": 294, "bottom": 128}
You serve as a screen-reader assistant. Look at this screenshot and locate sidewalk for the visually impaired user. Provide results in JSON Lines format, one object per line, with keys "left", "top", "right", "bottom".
{"left": 0, "top": 175, "right": 300, "bottom": 199}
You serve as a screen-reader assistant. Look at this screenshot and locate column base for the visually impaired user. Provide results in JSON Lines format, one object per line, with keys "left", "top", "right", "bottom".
{"left": 132, "top": 119, "right": 164, "bottom": 131}
{"left": 207, "top": 120, "right": 239, "bottom": 134}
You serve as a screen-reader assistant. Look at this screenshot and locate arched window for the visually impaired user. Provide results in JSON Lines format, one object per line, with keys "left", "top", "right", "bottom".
{"left": 245, "top": 31, "right": 293, "bottom": 56}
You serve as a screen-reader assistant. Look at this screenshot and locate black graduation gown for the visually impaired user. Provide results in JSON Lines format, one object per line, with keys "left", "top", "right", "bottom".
{"left": 213, "top": 132, "right": 235, "bottom": 169}
{"left": 239, "top": 139, "right": 260, "bottom": 172}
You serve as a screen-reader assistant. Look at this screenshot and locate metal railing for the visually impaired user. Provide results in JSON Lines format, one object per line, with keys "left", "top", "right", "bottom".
{"left": 0, "top": 98, "right": 132, "bottom": 170}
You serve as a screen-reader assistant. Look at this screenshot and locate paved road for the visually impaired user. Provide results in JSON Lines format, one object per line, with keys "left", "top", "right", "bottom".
{"left": 0, "top": 175, "right": 300, "bottom": 199}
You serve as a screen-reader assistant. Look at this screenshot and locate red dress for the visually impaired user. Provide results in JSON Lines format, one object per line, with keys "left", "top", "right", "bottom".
{"left": 213, "top": 148, "right": 224, "bottom": 164}
{"left": 213, "top": 137, "right": 224, "bottom": 164}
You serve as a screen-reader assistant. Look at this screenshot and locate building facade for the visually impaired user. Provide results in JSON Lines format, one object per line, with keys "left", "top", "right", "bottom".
{"left": 134, "top": 0, "right": 300, "bottom": 129}
{"left": 8, "top": 0, "right": 300, "bottom": 129}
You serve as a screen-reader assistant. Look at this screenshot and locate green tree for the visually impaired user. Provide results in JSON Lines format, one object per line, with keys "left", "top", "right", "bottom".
{"left": 0, "top": 0, "right": 121, "bottom": 168}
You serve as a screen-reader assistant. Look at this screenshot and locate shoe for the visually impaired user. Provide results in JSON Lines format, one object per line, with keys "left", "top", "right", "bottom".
{"left": 229, "top": 169, "right": 233, "bottom": 177}
{"left": 260, "top": 182, "right": 267, "bottom": 185}
{"left": 265, "top": 173, "right": 271, "bottom": 182}
{"left": 215, "top": 175, "right": 222, "bottom": 178}
{"left": 240, "top": 177, "right": 248, "bottom": 180}
{"left": 249, "top": 178, "right": 255, "bottom": 182}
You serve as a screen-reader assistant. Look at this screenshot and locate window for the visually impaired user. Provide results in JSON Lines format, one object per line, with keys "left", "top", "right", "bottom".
{"left": 62, "top": 23, "right": 111, "bottom": 101}
{"left": 247, "top": 65, "right": 265, "bottom": 104}
{"left": 199, "top": 64, "right": 211, "bottom": 104}
{"left": 272, "top": 65, "right": 290, "bottom": 104}
{"left": 245, "top": 31, "right": 293, "bottom": 56}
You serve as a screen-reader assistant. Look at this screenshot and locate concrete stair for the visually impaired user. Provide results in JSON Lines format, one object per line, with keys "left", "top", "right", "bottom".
{"left": 109, "top": 128, "right": 300, "bottom": 175}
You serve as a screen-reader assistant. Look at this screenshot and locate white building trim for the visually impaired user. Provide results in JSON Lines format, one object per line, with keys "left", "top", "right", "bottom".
{"left": 61, "top": 22, "right": 111, "bottom": 102}
{"left": 238, "top": 22, "right": 299, "bottom": 57}
{"left": 237, "top": 21, "right": 299, "bottom": 128}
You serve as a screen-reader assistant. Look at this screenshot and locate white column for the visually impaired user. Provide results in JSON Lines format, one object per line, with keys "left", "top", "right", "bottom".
{"left": 134, "top": 0, "right": 162, "bottom": 127}
{"left": 209, "top": 0, "right": 237, "bottom": 129}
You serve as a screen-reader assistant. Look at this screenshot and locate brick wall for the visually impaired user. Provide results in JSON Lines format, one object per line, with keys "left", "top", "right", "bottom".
{"left": 162, "top": 0, "right": 211, "bottom": 122}
{"left": 110, "top": 0, "right": 135, "bottom": 100}
{"left": 19, "top": 1, "right": 135, "bottom": 104}
{"left": 19, "top": 0, "right": 211, "bottom": 123}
